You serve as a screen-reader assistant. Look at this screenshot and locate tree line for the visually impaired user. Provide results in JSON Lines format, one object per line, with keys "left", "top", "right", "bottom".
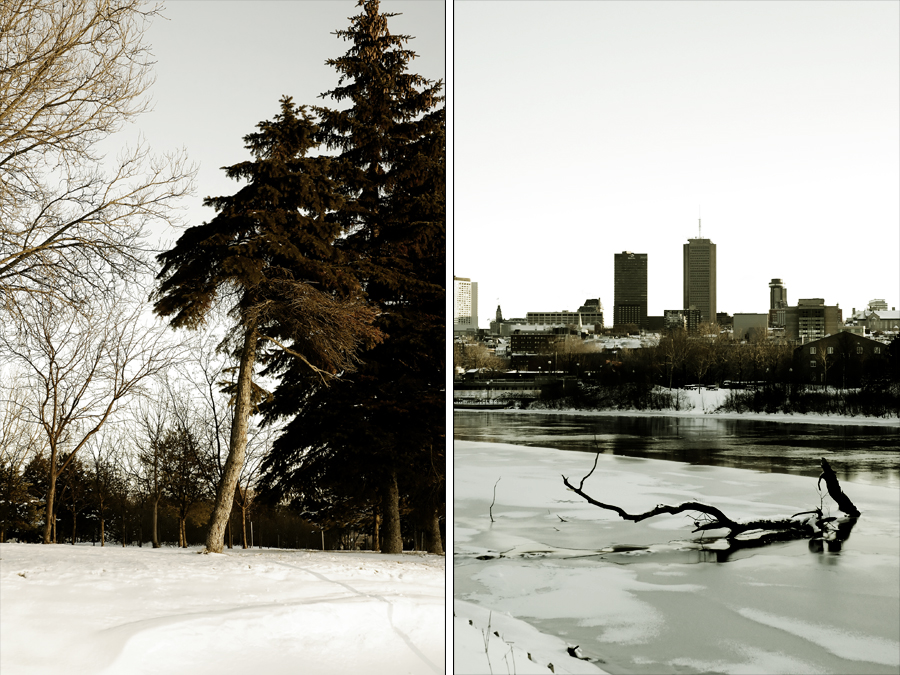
{"left": 460, "top": 326, "right": 898, "bottom": 390}
{"left": 1, "top": 1, "right": 444, "bottom": 554}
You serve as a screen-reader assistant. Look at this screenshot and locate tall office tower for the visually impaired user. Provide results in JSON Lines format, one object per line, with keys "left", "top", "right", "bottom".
{"left": 769, "top": 279, "right": 788, "bottom": 309}
{"left": 768, "top": 278, "right": 788, "bottom": 327}
{"left": 613, "top": 251, "right": 648, "bottom": 328}
{"left": 683, "top": 236, "right": 716, "bottom": 324}
{"left": 453, "top": 276, "right": 478, "bottom": 333}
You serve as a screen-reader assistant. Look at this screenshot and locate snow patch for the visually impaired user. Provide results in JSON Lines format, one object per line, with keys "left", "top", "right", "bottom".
{"left": 737, "top": 607, "right": 900, "bottom": 667}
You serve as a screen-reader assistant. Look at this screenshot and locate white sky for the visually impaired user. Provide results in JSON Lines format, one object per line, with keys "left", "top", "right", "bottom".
{"left": 135, "top": 1, "right": 445, "bottom": 250}
{"left": 454, "top": 1, "right": 899, "bottom": 326}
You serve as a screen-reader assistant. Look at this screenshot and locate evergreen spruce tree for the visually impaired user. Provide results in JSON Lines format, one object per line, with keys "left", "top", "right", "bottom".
{"left": 259, "top": 0, "right": 445, "bottom": 554}
{"left": 153, "top": 99, "right": 381, "bottom": 553}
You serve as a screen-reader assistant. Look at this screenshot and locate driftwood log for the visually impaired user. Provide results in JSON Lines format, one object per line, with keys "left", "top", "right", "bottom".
{"left": 562, "top": 454, "right": 860, "bottom": 541}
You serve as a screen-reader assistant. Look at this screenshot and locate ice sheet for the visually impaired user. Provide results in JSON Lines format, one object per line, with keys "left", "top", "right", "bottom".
{"left": 455, "top": 439, "right": 900, "bottom": 675}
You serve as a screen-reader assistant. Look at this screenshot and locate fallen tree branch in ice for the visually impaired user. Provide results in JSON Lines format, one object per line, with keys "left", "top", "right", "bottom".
{"left": 818, "top": 457, "right": 861, "bottom": 517}
{"left": 489, "top": 477, "right": 501, "bottom": 523}
{"left": 562, "top": 455, "right": 860, "bottom": 542}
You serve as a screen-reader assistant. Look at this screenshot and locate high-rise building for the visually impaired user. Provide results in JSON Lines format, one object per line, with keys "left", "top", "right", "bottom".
{"left": 769, "top": 279, "right": 788, "bottom": 309}
{"left": 769, "top": 279, "right": 788, "bottom": 327}
{"left": 614, "top": 251, "right": 648, "bottom": 328}
{"left": 453, "top": 276, "right": 478, "bottom": 334}
{"left": 683, "top": 236, "right": 716, "bottom": 324}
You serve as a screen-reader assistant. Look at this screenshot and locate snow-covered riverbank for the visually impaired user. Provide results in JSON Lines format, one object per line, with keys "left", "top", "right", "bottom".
{"left": 0, "top": 545, "right": 444, "bottom": 675}
{"left": 454, "top": 439, "right": 900, "bottom": 674}
{"left": 524, "top": 386, "right": 900, "bottom": 427}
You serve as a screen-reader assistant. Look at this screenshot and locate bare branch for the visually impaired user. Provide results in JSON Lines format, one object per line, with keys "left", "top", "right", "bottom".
{"left": 562, "top": 453, "right": 828, "bottom": 539}
{"left": 0, "top": 0, "right": 195, "bottom": 306}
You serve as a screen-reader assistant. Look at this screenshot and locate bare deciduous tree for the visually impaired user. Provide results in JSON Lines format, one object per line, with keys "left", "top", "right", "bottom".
{"left": 1, "top": 283, "right": 184, "bottom": 543}
{"left": 660, "top": 328, "right": 694, "bottom": 390}
{"left": 85, "top": 427, "right": 126, "bottom": 546}
{"left": 454, "top": 339, "right": 505, "bottom": 374}
{"left": 130, "top": 384, "right": 172, "bottom": 548}
{"left": 0, "top": 369, "right": 42, "bottom": 468}
{"left": 0, "top": 0, "right": 194, "bottom": 305}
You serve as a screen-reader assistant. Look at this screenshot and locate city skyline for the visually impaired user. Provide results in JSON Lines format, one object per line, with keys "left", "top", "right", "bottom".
{"left": 455, "top": 1, "right": 899, "bottom": 327}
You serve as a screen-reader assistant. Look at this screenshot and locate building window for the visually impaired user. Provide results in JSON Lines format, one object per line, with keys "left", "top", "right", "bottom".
{"left": 875, "top": 346, "right": 881, "bottom": 354}
{"left": 827, "top": 347, "right": 833, "bottom": 354}
{"left": 810, "top": 347, "right": 816, "bottom": 354}
{"left": 810, "top": 361, "right": 816, "bottom": 368}
{"left": 857, "top": 346, "right": 863, "bottom": 354}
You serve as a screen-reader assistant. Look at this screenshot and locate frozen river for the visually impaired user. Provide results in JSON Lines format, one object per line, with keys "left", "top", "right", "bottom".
{"left": 454, "top": 412, "right": 900, "bottom": 674}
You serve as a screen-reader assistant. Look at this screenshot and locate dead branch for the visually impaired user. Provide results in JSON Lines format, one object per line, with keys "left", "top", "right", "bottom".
{"left": 489, "top": 477, "right": 500, "bottom": 523}
{"left": 818, "top": 457, "right": 861, "bottom": 517}
{"left": 562, "top": 453, "right": 861, "bottom": 540}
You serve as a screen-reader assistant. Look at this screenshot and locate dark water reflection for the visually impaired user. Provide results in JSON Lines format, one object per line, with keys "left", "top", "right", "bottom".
{"left": 454, "top": 411, "right": 900, "bottom": 487}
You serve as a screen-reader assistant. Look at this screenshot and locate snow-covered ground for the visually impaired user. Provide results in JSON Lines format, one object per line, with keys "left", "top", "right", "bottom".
{"left": 530, "top": 386, "right": 900, "bottom": 426}
{"left": 454, "top": 439, "right": 900, "bottom": 674}
{"left": 0, "top": 545, "right": 444, "bottom": 675}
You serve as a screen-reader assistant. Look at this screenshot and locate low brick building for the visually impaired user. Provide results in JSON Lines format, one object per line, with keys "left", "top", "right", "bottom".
{"left": 793, "top": 332, "right": 888, "bottom": 387}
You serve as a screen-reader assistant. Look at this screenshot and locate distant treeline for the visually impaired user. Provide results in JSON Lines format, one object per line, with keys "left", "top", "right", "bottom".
{"left": 459, "top": 331, "right": 900, "bottom": 391}
{"left": 561, "top": 334, "right": 897, "bottom": 390}
{"left": 718, "top": 382, "right": 900, "bottom": 418}
{"left": 0, "top": 451, "right": 436, "bottom": 551}
{"left": 528, "top": 380, "right": 898, "bottom": 418}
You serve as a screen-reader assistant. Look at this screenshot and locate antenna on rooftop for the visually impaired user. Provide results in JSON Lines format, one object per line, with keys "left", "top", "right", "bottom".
{"left": 698, "top": 205, "right": 701, "bottom": 238}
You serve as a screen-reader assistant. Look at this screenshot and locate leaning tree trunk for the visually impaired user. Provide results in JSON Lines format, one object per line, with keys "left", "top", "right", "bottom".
{"left": 381, "top": 468, "right": 402, "bottom": 554}
{"left": 205, "top": 324, "right": 257, "bottom": 553}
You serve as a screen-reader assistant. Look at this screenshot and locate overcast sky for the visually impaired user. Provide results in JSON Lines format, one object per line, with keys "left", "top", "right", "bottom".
{"left": 455, "top": 1, "right": 899, "bottom": 326}
{"left": 135, "top": 1, "right": 445, "bottom": 249}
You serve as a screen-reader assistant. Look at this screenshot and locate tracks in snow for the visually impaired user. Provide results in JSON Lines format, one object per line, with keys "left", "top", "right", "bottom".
{"left": 271, "top": 558, "right": 442, "bottom": 675}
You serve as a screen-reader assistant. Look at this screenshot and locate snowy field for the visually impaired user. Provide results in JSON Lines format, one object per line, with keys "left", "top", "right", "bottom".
{"left": 0, "top": 544, "right": 444, "bottom": 675}
{"left": 454, "top": 439, "right": 900, "bottom": 675}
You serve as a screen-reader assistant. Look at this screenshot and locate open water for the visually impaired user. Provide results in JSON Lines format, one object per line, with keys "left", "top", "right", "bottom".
{"left": 454, "top": 411, "right": 900, "bottom": 487}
